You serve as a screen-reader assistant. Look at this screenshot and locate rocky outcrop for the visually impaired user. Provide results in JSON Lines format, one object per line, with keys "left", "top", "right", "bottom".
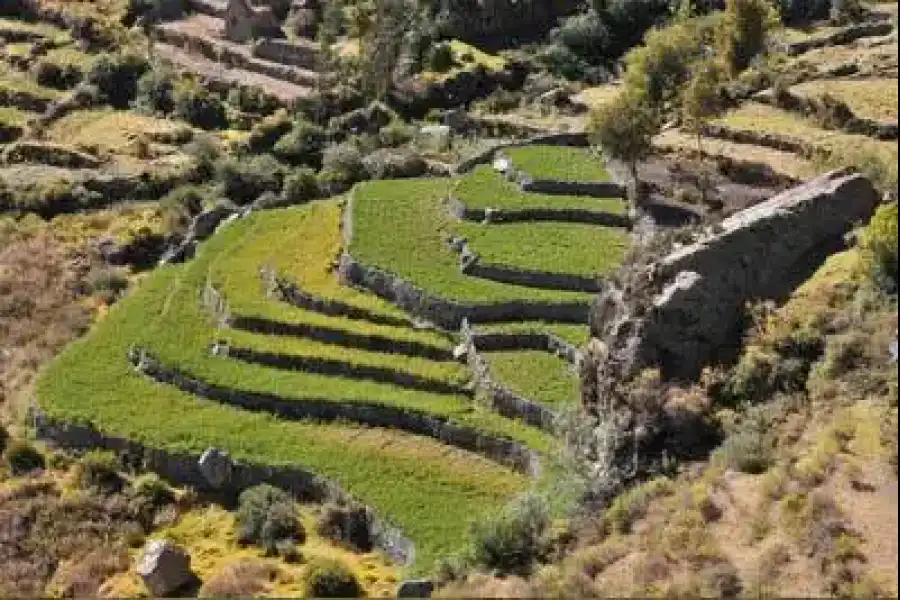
{"left": 135, "top": 540, "right": 196, "bottom": 597}
{"left": 589, "top": 170, "right": 881, "bottom": 383}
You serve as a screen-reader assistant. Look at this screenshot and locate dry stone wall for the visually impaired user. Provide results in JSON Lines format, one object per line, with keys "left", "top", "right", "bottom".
{"left": 129, "top": 348, "right": 541, "bottom": 476}
{"left": 31, "top": 410, "right": 415, "bottom": 565}
{"left": 591, "top": 170, "right": 881, "bottom": 382}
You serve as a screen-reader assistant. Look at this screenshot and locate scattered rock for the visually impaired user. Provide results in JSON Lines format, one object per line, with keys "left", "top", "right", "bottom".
{"left": 452, "top": 343, "right": 468, "bottom": 361}
{"left": 397, "top": 579, "right": 434, "bottom": 598}
{"left": 135, "top": 540, "right": 194, "bottom": 597}
{"left": 198, "top": 447, "right": 232, "bottom": 489}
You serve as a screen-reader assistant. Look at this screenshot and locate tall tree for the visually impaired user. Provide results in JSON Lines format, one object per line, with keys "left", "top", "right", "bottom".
{"left": 680, "top": 59, "right": 727, "bottom": 206}
{"left": 589, "top": 90, "right": 660, "bottom": 208}
{"left": 360, "top": 0, "right": 409, "bottom": 100}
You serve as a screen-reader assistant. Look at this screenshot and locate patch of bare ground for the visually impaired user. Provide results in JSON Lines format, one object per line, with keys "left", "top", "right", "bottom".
{"left": 653, "top": 129, "right": 817, "bottom": 181}
{"left": 0, "top": 229, "right": 91, "bottom": 422}
{"left": 154, "top": 42, "right": 312, "bottom": 103}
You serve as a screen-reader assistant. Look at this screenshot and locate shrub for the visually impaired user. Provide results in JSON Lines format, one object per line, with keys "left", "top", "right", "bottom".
{"left": 715, "top": 0, "right": 779, "bottom": 75}
{"left": 236, "top": 484, "right": 305, "bottom": 555}
{"left": 282, "top": 168, "right": 319, "bottom": 204}
{"left": 198, "top": 559, "right": 275, "bottom": 598}
{"left": 87, "top": 267, "right": 129, "bottom": 304}
{"left": 160, "top": 184, "right": 207, "bottom": 233}
{"left": 469, "top": 493, "right": 551, "bottom": 576}
{"left": 128, "top": 472, "right": 173, "bottom": 505}
{"left": 363, "top": 150, "right": 428, "bottom": 180}
{"left": 75, "top": 449, "right": 124, "bottom": 493}
{"left": 319, "top": 143, "right": 367, "bottom": 187}
{"left": 272, "top": 121, "right": 328, "bottom": 167}
{"left": 217, "top": 155, "right": 283, "bottom": 205}
{"left": 4, "top": 440, "right": 46, "bottom": 475}
{"left": 227, "top": 85, "right": 279, "bottom": 115}
{"left": 32, "top": 60, "right": 82, "bottom": 91}
{"left": 859, "top": 202, "right": 898, "bottom": 293}
{"left": 779, "top": 0, "right": 830, "bottom": 24}
{"left": 246, "top": 110, "right": 293, "bottom": 154}
{"left": 427, "top": 43, "right": 455, "bottom": 73}
{"left": 85, "top": 53, "right": 150, "bottom": 109}
{"left": 0, "top": 425, "right": 8, "bottom": 454}
{"left": 378, "top": 121, "right": 415, "bottom": 148}
{"left": 717, "top": 406, "right": 773, "bottom": 474}
{"left": 303, "top": 559, "right": 363, "bottom": 598}
{"left": 135, "top": 67, "right": 176, "bottom": 115}
{"left": 186, "top": 135, "right": 221, "bottom": 181}
{"left": 173, "top": 85, "right": 228, "bottom": 130}
{"left": 316, "top": 504, "right": 373, "bottom": 552}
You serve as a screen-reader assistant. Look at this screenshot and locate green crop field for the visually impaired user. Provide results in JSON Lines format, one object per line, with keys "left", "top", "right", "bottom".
{"left": 475, "top": 322, "right": 591, "bottom": 347}
{"left": 349, "top": 178, "right": 595, "bottom": 303}
{"left": 37, "top": 201, "right": 553, "bottom": 570}
{"left": 485, "top": 350, "right": 580, "bottom": 407}
{"left": 453, "top": 165, "right": 626, "bottom": 214}
{"left": 506, "top": 145, "right": 611, "bottom": 182}
{"left": 456, "top": 220, "right": 629, "bottom": 277}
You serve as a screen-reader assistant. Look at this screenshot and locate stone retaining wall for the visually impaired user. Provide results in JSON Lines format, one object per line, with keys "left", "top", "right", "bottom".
{"left": 32, "top": 412, "right": 415, "bottom": 565}
{"left": 0, "top": 88, "right": 52, "bottom": 112}
{"left": 519, "top": 179, "right": 627, "bottom": 199}
{"left": 129, "top": 348, "right": 541, "bottom": 476}
{"left": 592, "top": 170, "right": 882, "bottom": 382}
{"left": 1, "top": 140, "right": 102, "bottom": 169}
{"left": 261, "top": 268, "right": 414, "bottom": 329}
{"left": 467, "top": 330, "right": 582, "bottom": 365}
{"left": 447, "top": 196, "right": 633, "bottom": 228}
{"left": 252, "top": 39, "right": 318, "bottom": 71}
{"left": 461, "top": 324, "right": 559, "bottom": 432}
{"left": 454, "top": 133, "right": 590, "bottom": 174}
{"left": 701, "top": 123, "right": 816, "bottom": 157}
{"left": 154, "top": 26, "right": 318, "bottom": 89}
{"left": 219, "top": 343, "right": 472, "bottom": 397}
{"left": 230, "top": 313, "right": 456, "bottom": 361}
{"left": 453, "top": 240, "right": 605, "bottom": 293}
{"left": 782, "top": 19, "right": 894, "bottom": 56}
{"left": 338, "top": 252, "right": 591, "bottom": 329}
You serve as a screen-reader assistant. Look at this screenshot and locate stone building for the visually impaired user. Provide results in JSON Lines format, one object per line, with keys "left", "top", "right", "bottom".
{"left": 224, "top": 0, "right": 283, "bottom": 43}
{"left": 438, "top": 0, "right": 581, "bottom": 45}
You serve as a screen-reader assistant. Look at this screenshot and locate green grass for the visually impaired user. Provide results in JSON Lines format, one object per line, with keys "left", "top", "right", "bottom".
{"left": 214, "top": 200, "right": 448, "bottom": 349}
{"left": 455, "top": 220, "right": 629, "bottom": 277}
{"left": 475, "top": 322, "right": 591, "bottom": 347}
{"left": 484, "top": 350, "right": 580, "bottom": 407}
{"left": 37, "top": 205, "right": 543, "bottom": 571}
{"left": 0, "top": 106, "right": 30, "bottom": 127}
{"left": 0, "top": 64, "right": 63, "bottom": 100}
{"left": 453, "top": 165, "right": 627, "bottom": 214}
{"left": 506, "top": 145, "right": 612, "bottom": 182}
{"left": 0, "top": 16, "right": 70, "bottom": 42}
{"left": 350, "top": 178, "right": 595, "bottom": 303}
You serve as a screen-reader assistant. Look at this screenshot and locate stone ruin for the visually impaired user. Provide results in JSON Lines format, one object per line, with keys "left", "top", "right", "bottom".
{"left": 585, "top": 169, "right": 881, "bottom": 391}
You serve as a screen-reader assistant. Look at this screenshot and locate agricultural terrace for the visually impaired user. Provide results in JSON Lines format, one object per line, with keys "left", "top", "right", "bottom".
{"left": 484, "top": 350, "right": 580, "bottom": 407}
{"left": 790, "top": 78, "right": 899, "bottom": 123}
{"left": 37, "top": 199, "right": 556, "bottom": 570}
{"left": 350, "top": 145, "right": 630, "bottom": 303}
{"left": 714, "top": 102, "right": 898, "bottom": 162}
{"left": 505, "top": 145, "right": 612, "bottom": 182}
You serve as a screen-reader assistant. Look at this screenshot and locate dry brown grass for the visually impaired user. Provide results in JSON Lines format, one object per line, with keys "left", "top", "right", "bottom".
{"left": 0, "top": 228, "right": 91, "bottom": 420}
{"left": 791, "top": 78, "right": 899, "bottom": 122}
{"left": 0, "top": 477, "right": 142, "bottom": 597}
{"left": 198, "top": 558, "right": 278, "bottom": 598}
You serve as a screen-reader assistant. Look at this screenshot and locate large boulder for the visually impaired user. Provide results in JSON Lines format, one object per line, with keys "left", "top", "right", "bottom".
{"left": 197, "top": 447, "right": 232, "bottom": 489}
{"left": 135, "top": 540, "right": 194, "bottom": 597}
{"left": 592, "top": 170, "right": 881, "bottom": 382}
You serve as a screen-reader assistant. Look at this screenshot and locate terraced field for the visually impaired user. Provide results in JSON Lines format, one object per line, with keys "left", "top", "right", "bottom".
{"left": 790, "top": 78, "right": 899, "bottom": 122}
{"left": 36, "top": 143, "right": 626, "bottom": 571}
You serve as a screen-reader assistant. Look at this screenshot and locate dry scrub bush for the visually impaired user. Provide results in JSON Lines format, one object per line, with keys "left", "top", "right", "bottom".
{"left": 198, "top": 559, "right": 277, "bottom": 598}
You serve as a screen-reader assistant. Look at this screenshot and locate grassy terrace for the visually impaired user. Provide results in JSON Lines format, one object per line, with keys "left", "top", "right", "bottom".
{"left": 46, "top": 109, "right": 194, "bottom": 152}
{"left": 456, "top": 220, "right": 629, "bottom": 277}
{"left": 485, "top": 350, "right": 580, "bottom": 407}
{"left": 0, "top": 64, "right": 63, "bottom": 100}
{"left": 218, "top": 201, "right": 451, "bottom": 349}
{"left": 38, "top": 205, "right": 545, "bottom": 570}
{"left": 506, "top": 145, "right": 611, "bottom": 182}
{"left": 475, "top": 322, "right": 591, "bottom": 347}
{"left": 453, "top": 165, "right": 627, "bottom": 214}
{"left": 0, "top": 16, "right": 70, "bottom": 41}
{"left": 714, "top": 102, "right": 898, "bottom": 162}
{"left": 0, "top": 106, "right": 30, "bottom": 126}
{"left": 350, "top": 178, "right": 595, "bottom": 302}
{"left": 791, "top": 78, "right": 899, "bottom": 122}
